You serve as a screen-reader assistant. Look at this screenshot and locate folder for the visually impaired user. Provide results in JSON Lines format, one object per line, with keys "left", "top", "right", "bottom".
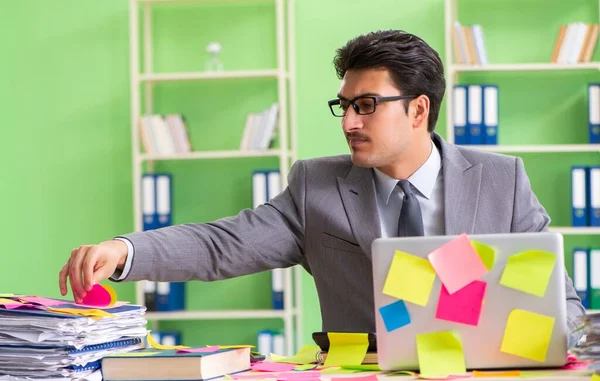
{"left": 453, "top": 85, "right": 468, "bottom": 145}
{"left": 573, "top": 248, "right": 590, "bottom": 308}
{"left": 252, "top": 171, "right": 268, "bottom": 208}
{"left": 590, "top": 166, "right": 600, "bottom": 226}
{"left": 482, "top": 85, "right": 498, "bottom": 145}
{"left": 155, "top": 174, "right": 172, "bottom": 228}
{"left": 142, "top": 280, "right": 157, "bottom": 311}
{"left": 156, "top": 282, "right": 185, "bottom": 311}
{"left": 160, "top": 331, "right": 182, "bottom": 346}
{"left": 267, "top": 170, "right": 281, "bottom": 201}
{"left": 271, "top": 269, "right": 284, "bottom": 310}
{"left": 272, "top": 330, "right": 285, "bottom": 356}
{"left": 591, "top": 248, "right": 600, "bottom": 309}
{"left": 142, "top": 174, "right": 157, "bottom": 231}
{"left": 572, "top": 166, "right": 589, "bottom": 226}
{"left": 257, "top": 330, "right": 273, "bottom": 355}
{"left": 468, "top": 85, "right": 484, "bottom": 145}
{"left": 588, "top": 83, "right": 600, "bottom": 143}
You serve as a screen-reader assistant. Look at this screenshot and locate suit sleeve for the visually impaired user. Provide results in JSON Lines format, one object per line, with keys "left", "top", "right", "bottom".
{"left": 115, "top": 160, "right": 307, "bottom": 282}
{"left": 511, "top": 156, "right": 585, "bottom": 348}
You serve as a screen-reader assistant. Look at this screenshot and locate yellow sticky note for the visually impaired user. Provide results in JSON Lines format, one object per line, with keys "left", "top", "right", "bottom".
{"left": 593, "top": 373, "right": 600, "bottom": 380}
{"left": 47, "top": 307, "right": 116, "bottom": 319}
{"left": 416, "top": 331, "right": 466, "bottom": 378}
{"left": 470, "top": 241, "right": 495, "bottom": 271}
{"left": 0, "top": 298, "right": 20, "bottom": 305}
{"left": 324, "top": 332, "right": 369, "bottom": 366}
{"left": 216, "top": 345, "right": 254, "bottom": 349}
{"left": 111, "top": 351, "right": 160, "bottom": 357}
{"left": 499, "top": 250, "right": 555, "bottom": 297}
{"left": 500, "top": 309, "right": 555, "bottom": 362}
{"left": 273, "top": 344, "right": 320, "bottom": 364}
{"left": 147, "top": 332, "right": 189, "bottom": 350}
{"left": 382, "top": 250, "right": 436, "bottom": 306}
{"left": 0, "top": 294, "right": 15, "bottom": 298}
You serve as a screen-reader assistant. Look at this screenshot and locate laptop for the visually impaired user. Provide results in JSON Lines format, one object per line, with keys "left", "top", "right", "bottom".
{"left": 371, "top": 232, "right": 569, "bottom": 371}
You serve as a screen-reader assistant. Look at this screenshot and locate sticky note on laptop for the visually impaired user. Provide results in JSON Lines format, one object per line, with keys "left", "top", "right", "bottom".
{"left": 382, "top": 250, "right": 436, "bottom": 306}
{"left": 428, "top": 233, "right": 488, "bottom": 294}
{"left": 436, "top": 280, "right": 486, "bottom": 326}
{"left": 499, "top": 250, "right": 556, "bottom": 297}
{"left": 500, "top": 309, "right": 555, "bottom": 362}
{"left": 324, "top": 332, "right": 369, "bottom": 366}
{"left": 416, "top": 331, "right": 466, "bottom": 378}
{"left": 470, "top": 240, "right": 495, "bottom": 271}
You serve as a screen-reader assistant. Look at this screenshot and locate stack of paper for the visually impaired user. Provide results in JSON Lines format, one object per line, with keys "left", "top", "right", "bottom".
{"left": 572, "top": 312, "right": 600, "bottom": 374}
{"left": 0, "top": 295, "right": 147, "bottom": 381}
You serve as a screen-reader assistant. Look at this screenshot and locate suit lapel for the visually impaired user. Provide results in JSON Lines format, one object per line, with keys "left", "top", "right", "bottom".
{"left": 435, "top": 135, "right": 482, "bottom": 235}
{"left": 337, "top": 166, "right": 381, "bottom": 259}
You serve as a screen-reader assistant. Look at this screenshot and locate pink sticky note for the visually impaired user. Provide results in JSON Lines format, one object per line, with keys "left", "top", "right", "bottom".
{"left": 436, "top": 281, "right": 487, "bottom": 326}
{"left": 428, "top": 233, "right": 488, "bottom": 294}
{"left": 277, "top": 372, "right": 321, "bottom": 378}
{"left": 20, "top": 297, "right": 68, "bottom": 307}
{"left": 79, "top": 284, "right": 112, "bottom": 307}
{"left": 231, "top": 374, "right": 278, "bottom": 380}
{"left": 176, "top": 345, "right": 220, "bottom": 354}
{"left": 332, "top": 375, "right": 379, "bottom": 381}
{"left": 252, "top": 362, "right": 297, "bottom": 372}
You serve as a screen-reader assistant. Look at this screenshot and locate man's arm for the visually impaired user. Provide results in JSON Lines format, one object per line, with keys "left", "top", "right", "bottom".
{"left": 511, "top": 157, "right": 585, "bottom": 348}
{"left": 115, "top": 160, "right": 307, "bottom": 283}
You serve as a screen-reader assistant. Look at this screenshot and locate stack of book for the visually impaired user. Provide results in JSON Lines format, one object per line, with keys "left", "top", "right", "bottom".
{"left": 451, "top": 21, "right": 488, "bottom": 65}
{"left": 140, "top": 114, "right": 192, "bottom": 155}
{"left": 0, "top": 295, "right": 147, "bottom": 380}
{"left": 551, "top": 23, "right": 599, "bottom": 64}
{"left": 240, "top": 103, "right": 279, "bottom": 151}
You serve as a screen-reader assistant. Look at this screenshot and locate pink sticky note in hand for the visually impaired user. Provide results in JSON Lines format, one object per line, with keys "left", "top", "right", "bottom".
{"left": 251, "top": 362, "right": 297, "bottom": 372}
{"left": 436, "top": 280, "right": 487, "bottom": 326}
{"left": 428, "top": 233, "right": 488, "bottom": 294}
{"left": 176, "top": 345, "right": 220, "bottom": 354}
{"left": 80, "top": 284, "right": 113, "bottom": 307}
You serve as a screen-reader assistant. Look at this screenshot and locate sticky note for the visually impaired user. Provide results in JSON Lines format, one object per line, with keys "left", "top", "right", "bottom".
{"left": 472, "top": 370, "right": 520, "bottom": 378}
{"left": 436, "top": 281, "right": 486, "bottom": 326}
{"left": 331, "top": 375, "right": 379, "bottom": 381}
{"left": 499, "top": 250, "right": 556, "bottom": 297}
{"left": 111, "top": 351, "right": 160, "bottom": 357}
{"left": 176, "top": 345, "right": 220, "bottom": 353}
{"left": 273, "top": 344, "right": 320, "bottom": 364}
{"left": 382, "top": 250, "right": 436, "bottom": 306}
{"left": 340, "top": 364, "right": 381, "bottom": 371}
{"left": 416, "top": 331, "right": 466, "bottom": 378}
{"left": 428, "top": 233, "right": 488, "bottom": 294}
{"left": 324, "top": 332, "right": 369, "bottom": 366}
{"left": 80, "top": 284, "right": 116, "bottom": 307}
{"left": 217, "top": 345, "right": 254, "bottom": 349}
{"left": 147, "top": 332, "right": 189, "bottom": 350}
{"left": 20, "top": 296, "right": 68, "bottom": 307}
{"left": 294, "top": 364, "right": 318, "bottom": 370}
{"left": 500, "top": 309, "right": 555, "bottom": 362}
{"left": 593, "top": 373, "right": 600, "bottom": 381}
{"left": 48, "top": 307, "right": 116, "bottom": 318}
{"left": 379, "top": 300, "right": 411, "bottom": 332}
{"left": 0, "top": 298, "right": 23, "bottom": 309}
{"left": 251, "top": 362, "right": 297, "bottom": 372}
{"left": 470, "top": 240, "right": 495, "bottom": 271}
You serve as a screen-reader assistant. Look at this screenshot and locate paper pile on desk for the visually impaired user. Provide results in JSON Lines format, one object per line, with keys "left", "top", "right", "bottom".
{"left": 572, "top": 311, "right": 600, "bottom": 374}
{"left": 0, "top": 294, "right": 148, "bottom": 381}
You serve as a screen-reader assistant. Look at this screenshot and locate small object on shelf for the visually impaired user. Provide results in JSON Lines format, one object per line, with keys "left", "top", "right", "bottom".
{"left": 206, "top": 41, "right": 223, "bottom": 72}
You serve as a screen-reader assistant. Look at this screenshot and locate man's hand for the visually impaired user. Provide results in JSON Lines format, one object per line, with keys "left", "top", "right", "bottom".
{"left": 59, "top": 240, "right": 128, "bottom": 303}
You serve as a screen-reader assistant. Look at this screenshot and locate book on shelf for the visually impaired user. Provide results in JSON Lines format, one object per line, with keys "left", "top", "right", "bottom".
{"left": 102, "top": 347, "right": 251, "bottom": 381}
{"left": 240, "top": 103, "right": 279, "bottom": 150}
{"left": 551, "top": 22, "right": 599, "bottom": 64}
{"left": 452, "top": 22, "right": 488, "bottom": 65}
{"left": 140, "top": 114, "right": 192, "bottom": 155}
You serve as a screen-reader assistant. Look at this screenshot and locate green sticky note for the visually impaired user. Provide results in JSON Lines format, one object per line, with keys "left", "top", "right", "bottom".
{"left": 340, "top": 364, "right": 381, "bottom": 371}
{"left": 470, "top": 240, "right": 495, "bottom": 271}
{"left": 324, "top": 332, "right": 369, "bottom": 367}
{"left": 499, "top": 250, "right": 556, "bottom": 297}
{"left": 272, "top": 344, "right": 320, "bottom": 364}
{"left": 500, "top": 309, "right": 555, "bottom": 362}
{"left": 416, "top": 331, "right": 466, "bottom": 378}
{"left": 382, "top": 250, "right": 436, "bottom": 306}
{"left": 0, "top": 294, "right": 15, "bottom": 298}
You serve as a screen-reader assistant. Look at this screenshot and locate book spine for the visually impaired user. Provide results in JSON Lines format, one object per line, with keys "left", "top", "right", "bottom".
{"left": 67, "top": 338, "right": 142, "bottom": 355}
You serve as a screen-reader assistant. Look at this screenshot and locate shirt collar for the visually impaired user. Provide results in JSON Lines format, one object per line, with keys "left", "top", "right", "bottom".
{"left": 373, "top": 140, "right": 442, "bottom": 205}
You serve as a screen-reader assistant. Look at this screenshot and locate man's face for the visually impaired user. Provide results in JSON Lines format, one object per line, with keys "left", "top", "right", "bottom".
{"left": 337, "top": 68, "right": 416, "bottom": 169}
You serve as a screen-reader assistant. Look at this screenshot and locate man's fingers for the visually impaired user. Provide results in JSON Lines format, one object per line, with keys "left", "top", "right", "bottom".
{"left": 69, "top": 246, "right": 88, "bottom": 302}
{"left": 58, "top": 258, "right": 71, "bottom": 296}
{"left": 82, "top": 248, "right": 100, "bottom": 291}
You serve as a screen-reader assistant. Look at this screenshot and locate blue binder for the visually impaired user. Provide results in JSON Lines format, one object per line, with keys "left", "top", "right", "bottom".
{"left": 467, "top": 85, "right": 484, "bottom": 145}
{"left": 590, "top": 166, "right": 600, "bottom": 226}
{"left": 573, "top": 248, "right": 590, "bottom": 308}
{"left": 571, "top": 166, "right": 589, "bottom": 226}
{"left": 482, "top": 85, "right": 498, "bottom": 145}
{"left": 142, "top": 174, "right": 158, "bottom": 231}
{"left": 589, "top": 84, "right": 600, "bottom": 143}
{"left": 160, "top": 331, "right": 182, "bottom": 346}
{"left": 453, "top": 85, "right": 469, "bottom": 145}
{"left": 155, "top": 173, "right": 172, "bottom": 228}
{"left": 156, "top": 282, "right": 185, "bottom": 311}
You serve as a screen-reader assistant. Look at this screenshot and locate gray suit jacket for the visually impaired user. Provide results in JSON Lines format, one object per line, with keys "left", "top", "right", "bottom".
{"left": 120, "top": 134, "right": 585, "bottom": 346}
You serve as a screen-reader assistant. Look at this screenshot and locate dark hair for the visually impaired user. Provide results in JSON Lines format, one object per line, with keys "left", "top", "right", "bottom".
{"left": 333, "top": 30, "right": 445, "bottom": 132}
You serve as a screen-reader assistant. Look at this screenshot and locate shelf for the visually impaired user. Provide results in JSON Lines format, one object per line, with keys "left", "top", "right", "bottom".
{"left": 138, "top": 149, "right": 287, "bottom": 161}
{"left": 138, "top": 0, "right": 271, "bottom": 4}
{"left": 145, "top": 309, "right": 294, "bottom": 321}
{"left": 549, "top": 227, "right": 600, "bottom": 235}
{"left": 463, "top": 144, "right": 600, "bottom": 153}
{"left": 450, "top": 63, "right": 600, "bottom": 73}
{"left": 139, "top": 70, "right": 283, "bottom": 83}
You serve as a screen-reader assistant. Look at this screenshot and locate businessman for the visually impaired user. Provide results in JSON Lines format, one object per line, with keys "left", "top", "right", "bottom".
{"left": 59, "top": 30, "right": 584, "bottom": 347}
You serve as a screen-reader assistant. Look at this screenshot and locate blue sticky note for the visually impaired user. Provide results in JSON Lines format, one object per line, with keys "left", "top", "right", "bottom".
{"left": 379, "top": 300, "right": 411, "bottom": 332}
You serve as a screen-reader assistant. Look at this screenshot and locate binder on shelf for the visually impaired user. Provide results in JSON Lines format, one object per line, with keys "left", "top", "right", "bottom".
{"left": 257, "top": 330, "right": 273, "bottom": 355}
{"left": 252, "top": 171, "right": 268, "bottom": 208}
{"left": 467, "top": 85, "right": 484, "bottom": 145}
{"left": 142, "top": 174, "right": 158, "bottom": 231}
{"left": 573, "top": 248, "right": 590, "bottom": 308}
{"left": 156, "top": 282, "right": 185, "bottom": 312}
{"left": 571, "top": 166, "right": 589, "bottom": 226}
{"left": 267, "top": 170, "right": 282, "bottom": 201}
{"left": 143, "top": 280, "right": 157, "bottom": 311}
{"left": 160, "top": 331, "right": 182, "bottom": 346}
{"left": 271, "top": 269, "right": 284, "bottom": 310}
{"left": 453, "top": 85, "right": 468, "bottom": 145}
{"left": 482, "top": 85, "right": 498, "bottom": 145}
{"left": 590, "top": 166, "right": 600, "bottom": 226}
{"left": 591, "top": 249, "right": 600, "bottom": 309}
{"left": 272, "top": 330, "right": 285, "bottom": 356}
{"left": 156, "top": 174, "right": 172, "bottom": 228}
{"left": 589, "top": 84, "right": 600, "bottom": 144}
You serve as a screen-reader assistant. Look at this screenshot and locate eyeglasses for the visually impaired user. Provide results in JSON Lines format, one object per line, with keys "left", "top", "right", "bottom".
{"left": 328, "top": 95, "right": 417, "bottom": 117}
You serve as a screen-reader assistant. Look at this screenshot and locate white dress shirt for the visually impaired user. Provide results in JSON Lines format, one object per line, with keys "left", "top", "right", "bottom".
{"left": 373, "top": 140, "right": 445, "bottom": 238}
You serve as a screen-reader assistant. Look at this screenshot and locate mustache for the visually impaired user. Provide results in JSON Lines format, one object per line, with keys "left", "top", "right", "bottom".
{"left": 346, "top": 132, "right": 369, "bottom": 141}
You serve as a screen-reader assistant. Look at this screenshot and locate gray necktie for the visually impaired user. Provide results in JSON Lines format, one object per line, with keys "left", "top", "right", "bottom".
{"left": 397, "top": 180, "right": 425, "bottom": 237}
